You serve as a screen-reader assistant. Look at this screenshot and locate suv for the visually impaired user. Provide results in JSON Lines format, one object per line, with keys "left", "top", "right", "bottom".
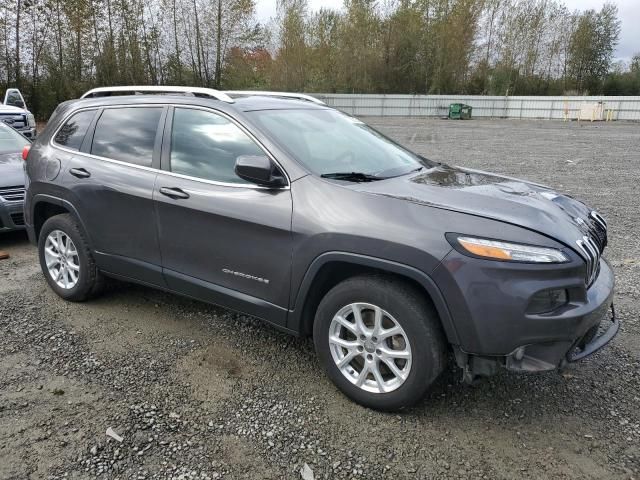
{"left": 24, "top": 86, "right": 617, "bottom": 410}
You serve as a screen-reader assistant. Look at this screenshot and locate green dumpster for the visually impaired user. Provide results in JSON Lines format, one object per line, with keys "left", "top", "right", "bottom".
{"left": 448, "top": 103, "right": 472, "bottom": 120}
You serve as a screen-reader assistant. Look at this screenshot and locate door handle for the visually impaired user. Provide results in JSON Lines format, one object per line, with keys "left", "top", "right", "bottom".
{"left": 159, "top": 187, "right": 190, "bottom": 200}
{"left": 69, "top": 167, "right": 91, "bottom": 179}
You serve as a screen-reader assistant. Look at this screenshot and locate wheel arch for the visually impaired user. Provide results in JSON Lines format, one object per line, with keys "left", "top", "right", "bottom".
{"left": 288, "top": 252, "right": 460, "bottom": 345}
{"left": 31, "top": 194, "right": 92, "bottom": 248}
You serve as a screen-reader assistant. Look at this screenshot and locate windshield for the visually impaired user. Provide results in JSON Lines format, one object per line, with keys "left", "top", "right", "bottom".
{"left": 0, "top": 124, "right": 30, "bottom": 152}
{"left": 248, "top": 109, "right": 430, "bottom": 178}
{"left": 5, "top": 91, "right": 24, "bottom": 107}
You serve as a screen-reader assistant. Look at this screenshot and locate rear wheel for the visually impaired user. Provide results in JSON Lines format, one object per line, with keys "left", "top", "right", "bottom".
{"left": 313, "top": 275, "right": 446, "bottom": 410}
{"left": 38, "top": 214, "right": 104, "bottom": 301}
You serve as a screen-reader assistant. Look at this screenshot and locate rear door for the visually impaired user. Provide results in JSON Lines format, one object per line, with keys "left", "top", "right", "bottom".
{"left": 59, "top": 105, "right": 166, "bottom": 285}
{"left": 154, "top": 106, "right": 293, "bottom": 325}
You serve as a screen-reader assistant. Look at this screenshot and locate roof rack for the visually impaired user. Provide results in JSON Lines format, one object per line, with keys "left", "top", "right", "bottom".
{"left": 224, "top": 90, "right": 325, "bottom": 105}
{"left": 81, "top": 86, "right": 234, "bottom": 103}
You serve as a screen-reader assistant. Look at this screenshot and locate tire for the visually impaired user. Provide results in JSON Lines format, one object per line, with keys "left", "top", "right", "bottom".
{"left": 313, "top": 275, "right": 446, "bottom": 411}
{"left": 38, "top": 213, "right": 104, "bottom": 301}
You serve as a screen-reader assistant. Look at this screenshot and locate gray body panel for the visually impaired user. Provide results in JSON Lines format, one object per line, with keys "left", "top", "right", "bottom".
{"left": 61, "top": 154, "right": 164, "bottom": 286}
{"left": 354, "top": 164, "right": 593, "bottom": 251}
{"left": 153, "top": 172, "right": 293, "bottom": 323}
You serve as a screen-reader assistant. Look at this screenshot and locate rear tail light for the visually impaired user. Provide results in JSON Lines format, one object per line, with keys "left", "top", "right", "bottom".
{"left": 22, "top": 145, "right": 30, "bottom": 161}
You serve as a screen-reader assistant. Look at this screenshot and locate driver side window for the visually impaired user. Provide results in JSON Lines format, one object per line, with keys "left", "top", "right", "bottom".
{"left": 170, "top": 108, "right": 264, "bottom": 184}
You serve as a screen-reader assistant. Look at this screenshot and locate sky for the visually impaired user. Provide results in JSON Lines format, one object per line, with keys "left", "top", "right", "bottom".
{"left": 255, "top": 0, "right": 639, "bottom": 62}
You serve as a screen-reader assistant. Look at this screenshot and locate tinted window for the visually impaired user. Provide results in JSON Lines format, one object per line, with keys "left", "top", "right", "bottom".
{"left": 91, "top": 107, "right": 162, "bottom": 166}
{"left": 170, "top": 108, "right": 263, "bottom": 184}
{"left": 54, "top": 110, "right": 96, "bottom": 150}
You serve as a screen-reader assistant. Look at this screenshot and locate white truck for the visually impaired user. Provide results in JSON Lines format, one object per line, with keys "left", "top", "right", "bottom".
{"left": 1, "top": 88, "right": 36, "bottom": 139}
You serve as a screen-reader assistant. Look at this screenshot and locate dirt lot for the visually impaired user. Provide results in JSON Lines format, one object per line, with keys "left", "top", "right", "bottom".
{"left": 1, "top": 118, "right": 639, "bottom": 480}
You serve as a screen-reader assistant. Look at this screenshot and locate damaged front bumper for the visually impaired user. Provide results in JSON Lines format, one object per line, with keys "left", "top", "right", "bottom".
{"left": 505, "top": 303, "right": 618, "bottom": 372}
{"left": 566, "top": 304, "right": 619, "bottom": 362}
{"left": 451, "top": 257, "right": 618, "bottom": 383}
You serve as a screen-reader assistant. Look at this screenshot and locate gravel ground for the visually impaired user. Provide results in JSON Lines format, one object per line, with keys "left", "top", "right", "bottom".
{"left": 1, "top": 118, "right": 639, "bottom": 480}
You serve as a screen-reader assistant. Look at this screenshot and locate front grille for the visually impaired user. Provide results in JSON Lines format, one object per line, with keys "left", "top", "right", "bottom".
{"left": 0, "top": 113, "right": 27, "bottom": 129}
{"left": 588, "top": 211, "right": 607, "bottom": 250}
{"left": 0, "top": 186, "right": 25, "bottom": 202}
{"left": 10, "top": 212, "right": 24, "bottom": 226}
{"left": 575, "top": 211, "right": 607, "bottom": 287}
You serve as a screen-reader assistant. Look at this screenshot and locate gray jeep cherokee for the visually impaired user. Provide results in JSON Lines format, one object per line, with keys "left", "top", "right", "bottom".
{"left": 24, "top": 86, "right": 618, "bottom": 410}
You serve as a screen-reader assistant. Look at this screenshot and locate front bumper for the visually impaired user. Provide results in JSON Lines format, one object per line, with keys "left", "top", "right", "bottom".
{"left": 0, "top": 200, "right": 25, "bottom": 232}
{"left": 566, "top": 304, "right": 619, "bottom": 362}
{"left": 505, "top": 302, "right": 618, "bottom": 372}
{"left": 433, "top": 249, "right": 617, "bottom": 377}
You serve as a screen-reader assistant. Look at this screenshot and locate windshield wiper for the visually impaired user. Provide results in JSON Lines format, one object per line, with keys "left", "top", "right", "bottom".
{"left": 320, "top": 172, "right": 385, "bottom": 182}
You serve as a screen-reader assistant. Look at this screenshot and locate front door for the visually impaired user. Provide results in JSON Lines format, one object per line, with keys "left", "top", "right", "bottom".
{"left": 154, "top": 107, "right": 293, "bottom": 325}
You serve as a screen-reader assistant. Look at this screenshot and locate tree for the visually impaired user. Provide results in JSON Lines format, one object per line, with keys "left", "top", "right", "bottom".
{"left": 210, "top": 0, "right": 258, "bottom": 88}
{"left": 307, "top": 7, "right": 340, "bottom": 91}
{"left": 271, "top": 0, "right": 309, "bottom": 90}
{"left": 225, "top": 46, "right": 271, "bottom": 88}
{"left": 567, "top": 2, "right": 620, "bottom": 93}
{"left": 336, "top": 0, "right": 382, "bottom": 92}
{"left": 382, "top": 0, "right": 425, "bottom": 93}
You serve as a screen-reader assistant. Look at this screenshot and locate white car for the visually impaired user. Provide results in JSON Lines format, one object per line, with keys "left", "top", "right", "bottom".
{"left": 1, "top": 88, "right": 36, "bottom": 139}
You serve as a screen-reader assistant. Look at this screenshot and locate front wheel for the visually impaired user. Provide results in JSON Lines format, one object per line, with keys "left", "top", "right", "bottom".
{"left": 313, "top": 275, "right": 447, "bottom": 411}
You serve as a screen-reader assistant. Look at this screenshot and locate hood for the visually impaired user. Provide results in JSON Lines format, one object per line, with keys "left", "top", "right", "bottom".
{"left": 0, "top": 152, "right": 26, "bottom": 188}
{"left": 355, "top": 164, "right": 603, "bottom": 251}
{"left": 0, "top": 104, "right": 29, "bottom": 115}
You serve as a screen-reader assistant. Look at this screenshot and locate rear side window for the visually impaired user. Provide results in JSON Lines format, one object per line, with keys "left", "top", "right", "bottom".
{"left": 91, "top": 107, "right": 162, "bottom": 167}
{"left": 170, "top": 108, "right": 264, "bottom": 184}
{"left": 54, "top": 110, "right": 96, "bottom": 151}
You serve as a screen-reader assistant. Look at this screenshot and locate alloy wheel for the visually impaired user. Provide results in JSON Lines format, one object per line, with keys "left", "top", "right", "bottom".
{"left": 328, "top": 302, "right": 412, "bottom": 393}
{"left": 44, "top": 230, "right": 80, "bottom": 290}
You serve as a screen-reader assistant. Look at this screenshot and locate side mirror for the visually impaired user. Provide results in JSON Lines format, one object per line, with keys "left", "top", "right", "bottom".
{"left": 235, "top": 155, "right": 286, "bottom": 188}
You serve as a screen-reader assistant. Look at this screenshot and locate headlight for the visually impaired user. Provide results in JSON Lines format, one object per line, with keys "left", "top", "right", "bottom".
{"left": 452, "top": 236, "right": 569, "bottom": 263}
{"left": 27, "top": 113, "right": 36, "bottom": 128}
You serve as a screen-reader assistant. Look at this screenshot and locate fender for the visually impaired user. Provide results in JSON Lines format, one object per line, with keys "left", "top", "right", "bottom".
{"left": 287, "top": 251, "right": 460, "bottom": 345}
{"left": 29, "top": 194, "right": 94, "bottom": 249}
